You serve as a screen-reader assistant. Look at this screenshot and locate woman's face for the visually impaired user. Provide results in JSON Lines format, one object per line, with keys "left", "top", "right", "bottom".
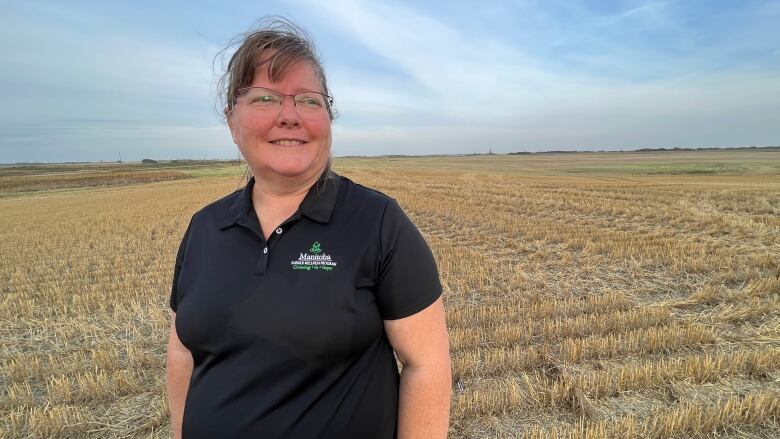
{"left": 228, "top": 58, "right": 332, "bottom": 184}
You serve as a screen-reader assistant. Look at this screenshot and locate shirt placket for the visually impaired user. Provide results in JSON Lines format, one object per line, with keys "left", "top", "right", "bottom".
{"left": 237, "top": 212, "right": 301, "bottom": 276}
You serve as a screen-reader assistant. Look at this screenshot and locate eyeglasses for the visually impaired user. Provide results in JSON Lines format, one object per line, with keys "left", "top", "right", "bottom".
{"left": 234, "top": 86, "right": 333, "bottom": 117}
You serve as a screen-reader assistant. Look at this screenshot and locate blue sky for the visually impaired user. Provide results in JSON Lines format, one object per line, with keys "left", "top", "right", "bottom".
{"left": 1, "top": 0, "right": 778, "bottom": 163}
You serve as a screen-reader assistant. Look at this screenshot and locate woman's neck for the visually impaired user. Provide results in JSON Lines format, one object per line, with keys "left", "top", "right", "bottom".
{"left": 252, "top": 173, "right": 317, "bottom": 206}
{"left": 250, "top": 169, "right": 326, "bottom": 239}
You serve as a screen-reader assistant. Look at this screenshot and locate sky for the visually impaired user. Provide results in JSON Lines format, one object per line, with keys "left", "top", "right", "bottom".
{"left": 1, "top": 0, "right": 779, "bottom": 163}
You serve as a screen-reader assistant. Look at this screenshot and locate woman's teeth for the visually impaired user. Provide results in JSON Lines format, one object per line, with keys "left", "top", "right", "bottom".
{"left": 271, "top": 140, "right": 306, "bottom": 146}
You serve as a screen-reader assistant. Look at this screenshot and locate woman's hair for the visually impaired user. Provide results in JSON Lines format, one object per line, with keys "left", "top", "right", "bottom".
{"left": 216, "top": 16, "right": 335, "bottom": 121}
{"left": 215, "top": 16, "right": 335, "bottom": 185}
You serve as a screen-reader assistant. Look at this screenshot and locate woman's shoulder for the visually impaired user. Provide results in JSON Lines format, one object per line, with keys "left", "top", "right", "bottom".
{"left": 338, "top": 175, "right": 396, "bottom": 208}
{"left": 187, "top": 185, "right": 247, "bottom": 230}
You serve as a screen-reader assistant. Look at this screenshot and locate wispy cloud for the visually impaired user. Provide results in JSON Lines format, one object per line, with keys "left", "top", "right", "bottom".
{"left": 303, "top": 0, "right": 780, "bottom": 154}
{"left": 0, "top": 2, "right": 233, "bottom": 162}
{"left": 1, "top": 0, "right": 778, "bottom": 162}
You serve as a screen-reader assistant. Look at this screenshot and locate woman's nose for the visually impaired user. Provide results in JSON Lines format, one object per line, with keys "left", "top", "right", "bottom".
{"left": 276, "top": 97, "right": 301, "bottom": 127}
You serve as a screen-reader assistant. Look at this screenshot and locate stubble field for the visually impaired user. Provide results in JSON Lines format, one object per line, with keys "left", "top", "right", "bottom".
{"left": 1, "top": 150, "right": 779, "bottom": 438}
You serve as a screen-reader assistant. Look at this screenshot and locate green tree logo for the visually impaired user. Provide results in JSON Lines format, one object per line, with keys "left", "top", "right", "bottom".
{"left": 310, "top": 242, "right": 322, "bottom": 253}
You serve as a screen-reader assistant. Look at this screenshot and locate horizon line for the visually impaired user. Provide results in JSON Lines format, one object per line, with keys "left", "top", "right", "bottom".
{"left": 1, "top": 145, "right": 779, "bottom": 166}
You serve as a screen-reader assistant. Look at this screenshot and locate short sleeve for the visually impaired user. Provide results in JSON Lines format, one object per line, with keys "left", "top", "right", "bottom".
{"left": 375, "top": 199, "right": 442, "bottom": 320}
{"left": 170, "top": 219, "right": 193, "bottom": 313}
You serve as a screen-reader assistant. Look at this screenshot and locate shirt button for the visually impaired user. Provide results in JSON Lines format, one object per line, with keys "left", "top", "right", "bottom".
{"left": 263, "top": 247, "right": 268, "bottom": 254}
{"left": 275, "top": 227, "right": 283, "bottom": 235}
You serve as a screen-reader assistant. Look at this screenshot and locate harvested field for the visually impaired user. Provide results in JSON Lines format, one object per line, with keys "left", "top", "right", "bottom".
{"left": 0, "top": 171, "right": 189, "bottom": 195}
{"left": 1, "top": 150, "right": 779, "bottom": 438}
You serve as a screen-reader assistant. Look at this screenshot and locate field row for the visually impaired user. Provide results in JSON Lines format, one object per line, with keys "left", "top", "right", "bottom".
{"left": 454, "top": 349, "right": 779, "bottom": 415}
{"left": 453, "top": 323, "right": 717, "bottom": 379}
{"left": 0, "top": 171, "right": 190, "bottom": 195}
{"left": 518, "top": 392, "right": 780, "bottom": 439}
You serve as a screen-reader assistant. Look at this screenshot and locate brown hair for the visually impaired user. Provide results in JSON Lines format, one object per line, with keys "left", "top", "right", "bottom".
{"left": 216, "top": 16, "right": 335, "bottom": 184}
{"left": 216, "top": 16, "right": 335, "bottom": 121}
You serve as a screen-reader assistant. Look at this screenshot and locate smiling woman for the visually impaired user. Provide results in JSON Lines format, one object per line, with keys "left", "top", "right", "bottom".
{"left": 227, "top": 58, "right": 333, "bottom": 184}
{"left": 165, "top": 16, "right": 452, "bottom": 439}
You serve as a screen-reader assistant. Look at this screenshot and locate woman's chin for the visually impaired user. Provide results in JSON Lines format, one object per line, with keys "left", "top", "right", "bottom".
{"left": 259, "top": 158, "right": 319, "bottom": 180}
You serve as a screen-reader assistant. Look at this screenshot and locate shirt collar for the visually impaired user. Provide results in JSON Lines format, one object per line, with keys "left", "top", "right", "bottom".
{"left": 219, "top": 172, "right": 341, "bottom": 230}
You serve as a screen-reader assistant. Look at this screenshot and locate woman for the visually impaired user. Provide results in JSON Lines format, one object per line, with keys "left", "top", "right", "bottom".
{"left": 166, "top": 18, "right": 451, "bottom": 439}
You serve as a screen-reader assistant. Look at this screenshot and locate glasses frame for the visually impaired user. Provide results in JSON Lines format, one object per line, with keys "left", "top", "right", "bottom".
{"left": 233, "top": 86, "right": 334, "bottom": 113}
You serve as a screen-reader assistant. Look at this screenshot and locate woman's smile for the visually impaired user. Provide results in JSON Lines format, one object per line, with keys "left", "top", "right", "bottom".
{"left": 269, "top": 139, "right": 308, "bottom": 146}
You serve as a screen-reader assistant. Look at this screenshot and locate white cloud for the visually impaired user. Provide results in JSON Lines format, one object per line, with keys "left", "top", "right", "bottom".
{"left": 297, "top": 0, "right": 780, "bottom": 153}
{"left": 0, "top": 7, "right": 230, "bottom": 162}
{"left": 1, "top": 1, "right": 778, "bottom": 161}
{"left": 0, "top": 10, "right": 220, "bottom": 125}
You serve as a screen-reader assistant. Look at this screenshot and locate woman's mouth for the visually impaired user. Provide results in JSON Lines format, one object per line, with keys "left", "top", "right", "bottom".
{"left": 270, "top": 139, "right": 307, "bottom": 146}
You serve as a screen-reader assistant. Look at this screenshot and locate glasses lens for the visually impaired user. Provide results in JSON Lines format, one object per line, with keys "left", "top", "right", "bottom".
{"left": 294, "top": 92, "right": 326, "bottom": 111}
{"left": 239, "top": 88, "right": 282, "bottom": 107}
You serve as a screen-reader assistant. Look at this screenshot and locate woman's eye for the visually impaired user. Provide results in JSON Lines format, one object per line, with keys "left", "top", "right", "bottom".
{"left": 252, "top": 96, "right": 276, "bottom": 103}
{"left": 299, "top": 97, "right": 322, "bottom": 107}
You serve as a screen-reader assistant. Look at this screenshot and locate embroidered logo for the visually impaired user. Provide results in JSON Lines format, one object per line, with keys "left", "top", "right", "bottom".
{"left": 291, "top": 242, "right": 337, "bottom": 271}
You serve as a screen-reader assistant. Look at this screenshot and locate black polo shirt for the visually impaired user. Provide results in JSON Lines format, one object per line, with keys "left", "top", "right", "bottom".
{"left": 170, "top": 172, "right": 442, "bottom": 439}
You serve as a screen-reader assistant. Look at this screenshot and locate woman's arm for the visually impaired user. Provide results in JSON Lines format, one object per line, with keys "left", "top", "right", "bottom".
{"left": 384, "top": 296, "right": 452, "bottom": 439}
{"left": 166, "top": 313, "right": 193, "bottom": 439}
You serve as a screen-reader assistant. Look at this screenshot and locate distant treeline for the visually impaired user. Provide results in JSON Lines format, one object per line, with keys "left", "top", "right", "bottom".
{"left": 508, "top": 145, "right": 780, "bottom": 155}
{"left": 5, "top": 159, "right": 233, "bottom": 166}
{"left": 5, "top": 146, "right": 779, "bottom": 166}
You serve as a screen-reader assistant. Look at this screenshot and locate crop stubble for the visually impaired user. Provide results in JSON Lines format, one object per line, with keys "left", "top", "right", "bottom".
{"left": 1, "top": 153, "right": 779, "bottom": 438}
